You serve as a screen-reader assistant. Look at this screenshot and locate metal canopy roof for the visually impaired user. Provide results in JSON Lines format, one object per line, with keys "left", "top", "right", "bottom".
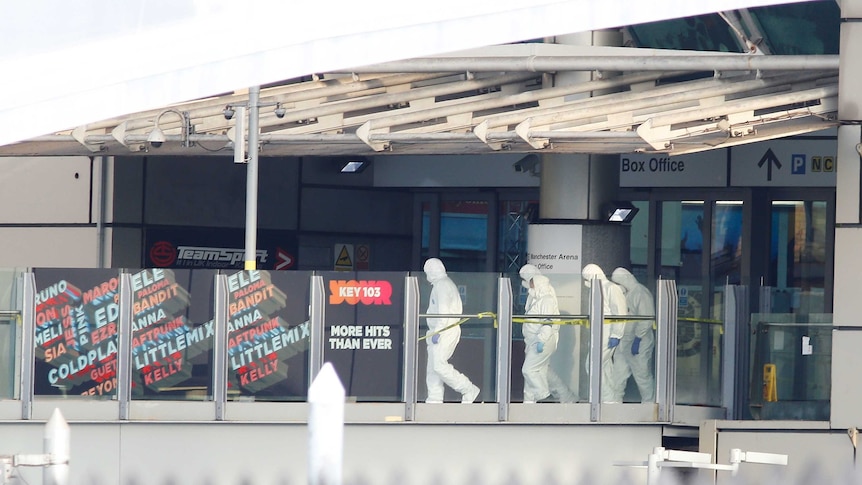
{"left": 0, "top": 44, "right": 838, "bottom": 158}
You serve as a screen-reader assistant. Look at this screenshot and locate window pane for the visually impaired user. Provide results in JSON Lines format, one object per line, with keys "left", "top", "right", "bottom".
{"left": 440, "top": 200, "right": 488, "bottom": 272}
{"left": 131, "top": 269, "right": 216, "bottom": 401}
{"left": 226, "top": 270, "right": 311, "bottom": 402}
{"left": 0, "top": 269, "right": 23, "bottom": 399}
{"left": 323, "top": 271, "right": 406, "bottom": 402}
{"left": 33, "top": 268, "right": 121, "bottom": 399}
{"left": 769, "top": 200, "right": 827, "bottom": 313}
{"left": 418, "top": 271, "right": 497, "bottom": 403}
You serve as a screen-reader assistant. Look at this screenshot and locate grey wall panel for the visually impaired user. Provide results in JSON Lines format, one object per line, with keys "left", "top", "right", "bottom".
{"left": 833, "top": 227, "right": 862, "bottom": 326}
{"left": 0, "top": 156, "right": 92, "bottom": 224}
{"left": 715, "top": 429, "right": 851, "bottom": 485}
{"left": 831, "top": 330, "right": 862, "bottom": 429}
{"left": 109, "top": 227, "right": 144, "bottom": 268}
{"left": 143, "top": 156, "right": 300, "bottom": 229}
{"left": 298, "top": 234, "right": 411, "bottom": 271}
{"left": 0, "top": 421, "right": 661, "bottom": 485}
{"left": 110, "top": 157, "right": 145, "bottom": 224}
{"left": 374, "top": 154, "right": 540, "bottom": 188}
{"left": 300, "top": 187, "right": 412, "bottom": 235}
{"left": 0, "top": 227, "right": 98, "bottom": 267}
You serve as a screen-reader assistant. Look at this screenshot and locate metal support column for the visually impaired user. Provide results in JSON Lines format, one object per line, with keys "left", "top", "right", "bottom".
{"left": 244, "top": 86, "right": 261, "bottom": 271}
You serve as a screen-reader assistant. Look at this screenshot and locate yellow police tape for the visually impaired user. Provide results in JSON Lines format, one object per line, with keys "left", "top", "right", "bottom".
{"left": 419, "top": 313, "right": 724, "bottom": 340}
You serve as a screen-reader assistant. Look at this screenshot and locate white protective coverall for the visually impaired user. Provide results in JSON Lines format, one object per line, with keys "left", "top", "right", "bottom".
{"left": 611, "top": 268, "right": 656, "bottom": 402}
{"left": 582, "top": 264, "right": 628, "bottom": 403}
{"left": 521, "top": 273, "right": 576, "bottom": 403}
{"left": 423, "top": 258, "right": 480, "bottom": 403}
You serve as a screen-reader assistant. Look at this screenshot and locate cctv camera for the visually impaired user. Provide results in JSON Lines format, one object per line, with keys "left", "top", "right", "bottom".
{"left": 274, "top": 104, "right": 286, "bottom": 119}
{"left": 147, "top": 127, "right": 166, "bottom": 148}
{"left": 223, "top": 106, "right": 235, "bottom": 120}
{"left": 513, "top": 154, "right": 539, "bottom": 173}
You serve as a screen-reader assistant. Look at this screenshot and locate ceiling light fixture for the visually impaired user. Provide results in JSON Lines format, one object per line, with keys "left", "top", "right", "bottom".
{"left": 340, "top": 159, "right": 368, "bottom": 173}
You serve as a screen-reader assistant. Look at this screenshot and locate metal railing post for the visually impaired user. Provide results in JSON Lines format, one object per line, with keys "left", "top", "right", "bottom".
{"left": 496, "top": 276, "right": 512, "bottom": 421}
{"left": 589, "top": 279, "right": 603, "bottom": 422}
{"left": 403, "top": 276, "right": 419, "bottom": 421}
{"left": 213, "top": 274, "right": 228, "bottom": 420}
{"left": 117, "top": 272, "right": 132, "bottom": 420}
{"left": 309, "top": 274, "right": 326, "bottom": 382}
{"left": 20, "top": 272, "right": 35, "bottom": 420}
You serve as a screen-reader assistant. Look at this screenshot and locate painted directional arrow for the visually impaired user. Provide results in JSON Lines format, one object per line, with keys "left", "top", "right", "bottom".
{"left": 758, "top": 148, "right": 782, "bottom": 182}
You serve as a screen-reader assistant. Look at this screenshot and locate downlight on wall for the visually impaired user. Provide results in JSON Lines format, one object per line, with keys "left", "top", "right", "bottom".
{"left": 602, "top": 201, "right": 639, "bottom": 223}
{"left": 340, "top": 159, "right": 369, "bottom": 173}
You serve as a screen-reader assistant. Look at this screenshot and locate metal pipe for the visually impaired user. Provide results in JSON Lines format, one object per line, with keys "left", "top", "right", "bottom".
{"left": 272, "top": 73, "right": 536, "bottom": 125}
{"left": 523, "top": 72, "right": 834, "bottom": 128}
{"left": 244, "top": 86, "right": 260, "bottom": 270}
{"left": 346, "top": 55, "right": 839, "bottom": 73}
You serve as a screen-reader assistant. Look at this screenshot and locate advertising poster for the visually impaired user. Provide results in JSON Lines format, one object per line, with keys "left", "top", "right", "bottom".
{"left": 130, "top": 268, "right": 216, "bottom": 397}
{"left": 323, "top": 271, "right": 405, "bottom": 401}
{"left": 33, "top": 269, "right": 122, "bottom": 397}
{"left": 144, "top": 226, "right": 298, "bottom": 271}
{"left": 226, "top": 270, "right": 310, "bottom": 400}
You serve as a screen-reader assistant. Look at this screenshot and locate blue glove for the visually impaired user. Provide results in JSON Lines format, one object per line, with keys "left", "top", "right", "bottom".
{"left": 632, "top": 337, "right": 642, "bottom": 355}
{"left": 608, "top": 337, "right": 620, "bottom": 349}
{"left": 431, "top": 333, "right": 440, "bottom": 344}
{"left": 536, "top": 342, "right": 544, "bottom": 353}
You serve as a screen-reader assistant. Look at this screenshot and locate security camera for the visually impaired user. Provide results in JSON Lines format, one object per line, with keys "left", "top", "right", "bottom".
{"left": 147, "top": 127, "right": 166, "bottom": 148}
{"left": 513, "top": 154, "right": 540, "bottom": 174}
{"left": 274, "top": 104, "right": 286, "bottom": 119}
{"left": 223, "top": 106, "right": 235, "bottom": 120}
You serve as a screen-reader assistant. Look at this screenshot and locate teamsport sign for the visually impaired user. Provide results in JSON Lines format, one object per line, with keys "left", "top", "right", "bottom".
{"left": 144, "top": 227, "right": 297, "bottom": 271}
{"left": 323, "top": 272, "right": 405, "bottom": 400}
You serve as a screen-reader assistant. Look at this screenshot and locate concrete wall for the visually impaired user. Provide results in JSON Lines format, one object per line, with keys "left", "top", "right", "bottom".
{"left": 703, "top": 422, "right": 859, "bottom": 485}
{"left": 0, "top": 419, "right": 661, "bottom": 485}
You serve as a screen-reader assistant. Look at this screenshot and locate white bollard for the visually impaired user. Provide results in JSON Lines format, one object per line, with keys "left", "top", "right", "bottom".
{"left": 308, "top": 362, "right": 345, "bottom": 485}
{"left": 44, "top": 408, "right": 70, "bottom": 485}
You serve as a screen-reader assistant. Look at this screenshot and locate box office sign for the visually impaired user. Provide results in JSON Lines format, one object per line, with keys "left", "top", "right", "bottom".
{"left": 323, "top": 271, "right": 405, "bottom": 401}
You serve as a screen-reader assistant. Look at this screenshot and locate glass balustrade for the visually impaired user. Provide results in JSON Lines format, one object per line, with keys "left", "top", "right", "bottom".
{"left": 0, "top": 268, "right": 751, "bottom": 421}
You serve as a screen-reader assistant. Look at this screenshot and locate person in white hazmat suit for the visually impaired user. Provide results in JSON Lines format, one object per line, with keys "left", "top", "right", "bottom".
{"left": 520, "top": 267, "right": 577, "bottom": 403}
{"left": 611, "top": 267, "right": 656, "bottom": 402}
{"left": 581, "top": 264, "right": 628, "bottom": 403}
{"left": 423, "top": 258, "right": 480, "bottom": 403}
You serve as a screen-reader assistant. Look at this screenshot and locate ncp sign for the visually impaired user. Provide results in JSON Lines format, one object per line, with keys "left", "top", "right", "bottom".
{"left": 620, "top": 150, "right": 727, "bottom": 187}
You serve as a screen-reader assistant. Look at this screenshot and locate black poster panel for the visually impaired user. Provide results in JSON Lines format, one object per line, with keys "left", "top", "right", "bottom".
{"left": 226, "top": 270, "right": 311, "bottom": 401}
{"left": 33, "top": 268, "right": 122, "bottom": 398}
{"left": 322, "top": 271, "right": 405, "bottom": 401}
{"left": 130, "top": 268, "right": 216, "bottom": 400}
{"left": 144, "top": 226, "right": 298, "bottom": 271}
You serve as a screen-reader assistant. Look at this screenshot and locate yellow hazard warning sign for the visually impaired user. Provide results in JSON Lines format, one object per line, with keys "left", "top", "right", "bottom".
{"left": 334, "top": 244, "right": 354, "bottom": 271}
